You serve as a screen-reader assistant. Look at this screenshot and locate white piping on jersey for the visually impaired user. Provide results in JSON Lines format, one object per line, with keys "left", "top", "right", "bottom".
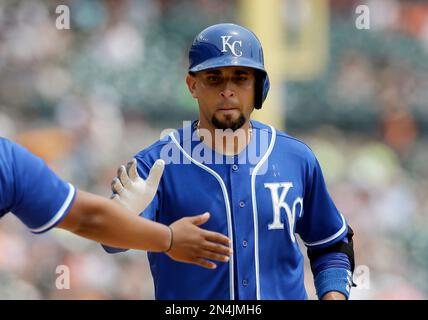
{"left": 250, "top": 125, "right": 277, "bottom": 300}
{"left": 169, "top": 132, "right": 235, "bottom": 300}
{"left": 30, "top": 183, "right": 76, "bottom": 233}
{"left": 303, "top": 213, "right": 347, "bottom": 247}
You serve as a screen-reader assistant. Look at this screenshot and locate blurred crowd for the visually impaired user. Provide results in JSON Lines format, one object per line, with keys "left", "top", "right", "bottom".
{"left": 0, "top": 0, "right": 427, "bottom": 299}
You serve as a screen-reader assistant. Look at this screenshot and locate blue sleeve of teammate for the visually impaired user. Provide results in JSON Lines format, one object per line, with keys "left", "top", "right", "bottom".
{"left": 295, "top": 153, "right": 348, "bottom": 248}
{"left": 0, "top": 138, "right": 76, "bottom": 233}
{"left": 102, "top": 156, "right": 160, "bottom": 253}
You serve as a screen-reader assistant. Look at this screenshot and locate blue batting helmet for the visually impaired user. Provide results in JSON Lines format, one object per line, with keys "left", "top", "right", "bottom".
{"left": 188, "top": 23, "right": 270, "bottom": 109}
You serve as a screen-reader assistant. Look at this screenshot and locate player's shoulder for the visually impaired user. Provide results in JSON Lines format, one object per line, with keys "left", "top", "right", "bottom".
{"left": 134, "top": 137, "right": 169, "bottom": 166}
{"left": 0, "top": 137, "right": 36, "bottom": 185}
{"left": 0, "top": 137, "right": 41, "bottom": 163}
{"left": 252, "top": 120, "right": 316, "bottom": 161}
{"left": 0, "top": 137, "right": 14, "bottom": 175}
{"left": 0, "top": 137, "right": 24, "bottom": 163}
{"left": 0, "top": 136, "right": 13, "bottom": 153}
{"left": 133, "top": 122, "right": 193, "bottom": 165}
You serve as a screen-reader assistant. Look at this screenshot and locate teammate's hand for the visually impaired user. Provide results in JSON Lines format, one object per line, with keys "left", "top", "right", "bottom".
{"left": 166, "top": 212, "right": 232, "bottom": 269}
{"left": 111, "top": 158, "right": 164, "bottom": 214}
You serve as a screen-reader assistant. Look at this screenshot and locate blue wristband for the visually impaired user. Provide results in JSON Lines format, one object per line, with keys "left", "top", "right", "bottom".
{"left": 314, "top": 268, "right": 353, "bottom": 299}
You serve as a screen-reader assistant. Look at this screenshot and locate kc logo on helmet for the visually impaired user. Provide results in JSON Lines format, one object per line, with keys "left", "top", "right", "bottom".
{"left": 221, "top": 35, "right": 242, "bottom": 57}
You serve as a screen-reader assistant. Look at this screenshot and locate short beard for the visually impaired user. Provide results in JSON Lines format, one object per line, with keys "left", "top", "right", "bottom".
{"left": 211, "top": 113, "right": 246, "bottom": 131}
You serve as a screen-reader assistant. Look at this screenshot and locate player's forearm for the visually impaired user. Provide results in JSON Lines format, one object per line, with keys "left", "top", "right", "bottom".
{"left": 310, "top": 251, "right": 353, "bottom": 300}
{"left": 58, "top": 190, "right": 171, "bottom": 252}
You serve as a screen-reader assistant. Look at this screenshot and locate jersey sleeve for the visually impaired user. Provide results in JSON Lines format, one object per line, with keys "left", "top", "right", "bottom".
{"left": 102, "top": 155, "right": 160, "bottom": 253}
{"left": 295, "top": 151, "right": 348, "bottom": 249}
{"left": 0, "top": 138, "right": 76, "bottom": 233}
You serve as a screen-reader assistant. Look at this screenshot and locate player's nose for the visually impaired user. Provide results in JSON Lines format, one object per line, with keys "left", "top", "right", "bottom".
{"left": 220, "top": 89, "right": 234, "bottom": 98}
{"left": 220, "top": 81, "right": 235, "bottom": 98}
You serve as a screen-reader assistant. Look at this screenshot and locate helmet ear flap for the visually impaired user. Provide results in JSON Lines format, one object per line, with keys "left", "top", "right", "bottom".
{"left": 254, "top": 77, "right": 263, "bottom": 110}
{"left": 254, "top": 70, "right": 267, "bottom": 110}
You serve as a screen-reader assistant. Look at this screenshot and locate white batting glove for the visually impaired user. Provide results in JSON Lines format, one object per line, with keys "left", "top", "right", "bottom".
{"left": 111, "top": 158, "right": 165, "bottom": 214}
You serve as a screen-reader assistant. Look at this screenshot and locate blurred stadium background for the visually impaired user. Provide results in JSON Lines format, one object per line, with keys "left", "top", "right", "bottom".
{"left": 1, "top": 0, "right": 428, "bottom": 299}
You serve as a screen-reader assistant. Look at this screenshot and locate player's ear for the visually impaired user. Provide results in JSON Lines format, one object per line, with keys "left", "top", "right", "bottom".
{"left": 186, "top": 73, "right": 198, "bottom": 99}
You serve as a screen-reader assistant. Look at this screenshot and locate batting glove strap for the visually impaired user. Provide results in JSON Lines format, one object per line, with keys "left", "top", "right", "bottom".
{"left": 314, "top": 268, "right": 353, "bottom": 300}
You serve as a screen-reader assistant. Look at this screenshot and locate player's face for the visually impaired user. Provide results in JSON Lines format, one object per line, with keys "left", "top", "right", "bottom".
{"left": 186, "top": 66, "right": 256, "bottom": 131}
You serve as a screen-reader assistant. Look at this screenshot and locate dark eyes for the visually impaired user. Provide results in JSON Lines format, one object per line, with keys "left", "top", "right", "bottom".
{"left": 206, "top": 76, "right": 248, "bottom": 82}
{"left": 207, "top": 76, "right": 219, "bottom": 82}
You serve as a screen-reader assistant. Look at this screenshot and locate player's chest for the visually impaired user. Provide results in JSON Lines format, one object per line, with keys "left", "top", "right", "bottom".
{"left": 161, "top": 161, "right": 305, "bottom": 223}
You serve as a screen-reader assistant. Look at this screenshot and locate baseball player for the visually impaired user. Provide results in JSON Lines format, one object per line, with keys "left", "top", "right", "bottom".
{"left": 0, "top": 137, "right": 231, "bottom": 268}
{"left": 105, "top": 23, "right": 355, "bottom": 300}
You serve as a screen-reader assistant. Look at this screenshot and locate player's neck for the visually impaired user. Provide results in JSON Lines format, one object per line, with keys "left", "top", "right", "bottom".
{"left": 197, "top": 119, "right": 252, "bottom": 156}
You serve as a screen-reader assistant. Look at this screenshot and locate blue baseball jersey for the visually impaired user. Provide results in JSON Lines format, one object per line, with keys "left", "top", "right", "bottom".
{"left": 0, "top": 137, "right": 76, "bottom": 233}
{"left": 105, "top": 120, "right": 348, "bottom": 300}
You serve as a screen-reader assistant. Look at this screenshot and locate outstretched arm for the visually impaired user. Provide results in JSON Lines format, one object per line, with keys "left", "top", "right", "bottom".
{"left": 2, "top": 138, "right": 231, "bottom": 268}
{"left": 58, "top": 189, "right": 172, "bottom": 252}
{"left": 58, "top": 190, "right": 231, "bottom": 269}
